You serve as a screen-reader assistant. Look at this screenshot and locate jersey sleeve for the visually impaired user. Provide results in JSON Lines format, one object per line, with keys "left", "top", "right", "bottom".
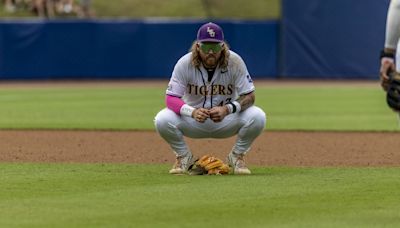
{"left": 234, "top": 55, "right": 255, "bottom": 95}
{"left": 166, "top": 58, "right": 187, "bottom": 97}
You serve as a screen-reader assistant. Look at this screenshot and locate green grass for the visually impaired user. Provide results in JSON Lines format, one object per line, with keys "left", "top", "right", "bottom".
{"left": 0, "top": 0, "right": 280, "bottom": 19}
{"left": 0, "top": 84, "right": 398, "bottom": 131}
{"left": 0, "top": 83, "right": 398, "bottom": 227}
{"left": 256, "top": 86, "right": 399, "bottom": 131}
{"left": 0, "top": 87, "right": 164, "bottom": 130}
{"left": 0, "top": 163, "right": 399, "bottom": 227}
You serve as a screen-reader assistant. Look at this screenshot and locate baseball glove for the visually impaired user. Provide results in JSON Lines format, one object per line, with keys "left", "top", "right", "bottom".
{"left": 188, "top": 155, "right": 230, "bottom": 175}
{"left": 386, "top": 72, "right": 400, "bottom": 112}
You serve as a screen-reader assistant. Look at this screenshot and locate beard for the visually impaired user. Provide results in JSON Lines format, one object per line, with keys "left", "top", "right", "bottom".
{"left": 204, "top": 55, "right": 217, "bottom": 67}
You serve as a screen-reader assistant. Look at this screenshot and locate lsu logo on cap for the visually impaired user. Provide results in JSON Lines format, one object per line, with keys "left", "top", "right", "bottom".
{"left": 207, "top": 27, "right": 215, "bottom": 37}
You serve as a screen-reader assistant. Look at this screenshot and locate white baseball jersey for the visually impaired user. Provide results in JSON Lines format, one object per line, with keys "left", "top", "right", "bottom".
{"left": 166, "top": 50, "right": 255, "bottom": 109}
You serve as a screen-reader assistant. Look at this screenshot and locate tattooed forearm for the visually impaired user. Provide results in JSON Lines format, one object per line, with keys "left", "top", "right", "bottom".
{"left": 236, "top": 92, "right": 255, "bottom": 111}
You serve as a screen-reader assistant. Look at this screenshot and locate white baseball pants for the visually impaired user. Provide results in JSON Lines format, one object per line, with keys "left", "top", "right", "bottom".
{"left": 154, "top": 106, "right": 266, "bottom": 157}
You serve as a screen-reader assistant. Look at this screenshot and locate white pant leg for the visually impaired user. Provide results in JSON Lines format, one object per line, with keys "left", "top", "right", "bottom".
{"left": 231, "top": 106, "right": 266, "bottom": 154}
{"left": 154, "top": 108, "right": 191, "bottom": 157}
{"left": 154, "top": 106, "right": 266, "bottom": 156}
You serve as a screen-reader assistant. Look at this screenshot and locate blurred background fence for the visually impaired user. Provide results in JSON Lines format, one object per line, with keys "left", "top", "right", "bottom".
{"left": 0, "top": 20, "right": 278, "bottom": 79}
{"left": 281, "top": 0, "right": 389, "bottom": 79}
{"left": 0, "top": 0, "right": 391, "bottom": 80}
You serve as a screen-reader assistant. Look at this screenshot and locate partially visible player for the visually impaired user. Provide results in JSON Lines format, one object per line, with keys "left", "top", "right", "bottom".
{"left": 154, "top": 22, "right": 267, "bottom": 175}
{"left": 380, "top": 0, "right": 400, "bottom": 91}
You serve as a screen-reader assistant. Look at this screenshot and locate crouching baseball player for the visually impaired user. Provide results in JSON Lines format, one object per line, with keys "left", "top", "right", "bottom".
{"left": 154, "top": 22, "right": 267, "bottom": 175}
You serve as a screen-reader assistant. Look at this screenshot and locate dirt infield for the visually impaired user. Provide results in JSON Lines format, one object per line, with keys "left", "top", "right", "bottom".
{"left": 1, "top": 130, "right": 400, "bottom": 167}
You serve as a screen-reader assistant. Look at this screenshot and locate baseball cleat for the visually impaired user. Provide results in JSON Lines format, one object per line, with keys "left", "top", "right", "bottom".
{"left": 169, "top": 152, "right": 194, "bottom": 174}
{"left": 228, "top": 152, "right": 251, "bottom": 175}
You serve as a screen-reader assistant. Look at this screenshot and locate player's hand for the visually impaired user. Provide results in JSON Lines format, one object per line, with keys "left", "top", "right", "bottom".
{"left": 380, "top": 57, "right": 395, "bottom": 91}
{"left": 209, "top": 106, "right": 229, "bottom": 122}
{"left": 192, "top": 108, "right": 210, "bottom": 123}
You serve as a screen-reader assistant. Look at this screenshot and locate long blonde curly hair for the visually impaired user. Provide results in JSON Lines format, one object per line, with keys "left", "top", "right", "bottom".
{"left": 190, "top": 41, "right": 230, "bottom": 69}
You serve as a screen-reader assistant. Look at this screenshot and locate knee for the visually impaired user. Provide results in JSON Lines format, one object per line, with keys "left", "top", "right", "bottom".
{"left": 249, "top": 107, "right": 267, "bottom": 132}
{"left": 154, "top": 110, "right": 168, "bottom": 133}
{"left": 154, "top": 109, "right": 179, "bottom": 135}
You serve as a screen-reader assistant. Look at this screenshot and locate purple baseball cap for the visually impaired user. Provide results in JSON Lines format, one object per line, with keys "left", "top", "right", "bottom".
{"left": 197, "top": 22, "right": 224, "bottom": 43}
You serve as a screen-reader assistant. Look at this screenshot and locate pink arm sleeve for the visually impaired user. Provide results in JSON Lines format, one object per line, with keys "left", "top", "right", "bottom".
{"left": 166, "top": 95, "right": 185, "bottom": 115}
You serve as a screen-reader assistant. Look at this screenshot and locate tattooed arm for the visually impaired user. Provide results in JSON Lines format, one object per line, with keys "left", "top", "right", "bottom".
{"left": 209, "top": 92, "right": 255, "bottom": 122}
{"left": 237, "top": 91, "right": 255, "bottom": 112}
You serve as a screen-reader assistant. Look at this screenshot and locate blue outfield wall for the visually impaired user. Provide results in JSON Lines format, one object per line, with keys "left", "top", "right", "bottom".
{"left": 0, "top": 20, "right": 278, "bottom": 80}
{"left": 1, "top": 0, "right": 392, "bottom": 81}
{"left": 281, "top": 0, "right": 390, "bottom": 79}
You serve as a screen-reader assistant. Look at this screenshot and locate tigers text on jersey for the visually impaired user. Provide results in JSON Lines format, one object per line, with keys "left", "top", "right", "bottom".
{"left": 166, "top": 50, "right": 255, "bottom": 109}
